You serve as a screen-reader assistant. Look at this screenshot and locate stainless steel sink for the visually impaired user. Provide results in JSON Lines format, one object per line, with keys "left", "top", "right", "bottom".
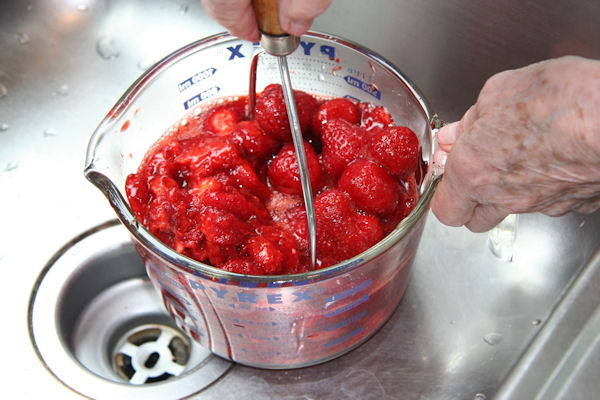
{"left": 3, "top": 0, "right": 600, "bottom": 398}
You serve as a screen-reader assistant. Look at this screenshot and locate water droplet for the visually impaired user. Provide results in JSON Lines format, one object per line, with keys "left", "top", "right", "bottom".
{"left": 531, "top": 319, "right": 542, "bottom": 326}
{"left": 52, "top": 84, "right": 69, "bottom": 97}
{"left": 27, "top": 4, "right": 33, "bottom": 11}
{"left": 474, "top": 394, "right": 487, "bottom": 400}
{"left": 0, "top": 83, "right": 7, "bottom": 98}
{"left": 179, "top": 4, "right": 189, "bottom": 14}
{"left": 137, "top": 57, "right": 157, "bottom": 71}
{"left": 0, "top": 123, "right": 9, "bottom": 132}
{"left": 59, "top": 84, "right": 69, "bottom": 95}
{"left": 17, "top": 32, "right": 30, "bottom": 45}
{"left": 579, "top": 220, "right": 586, "bottom": 228}
{"left": 43, "top": 128, "right": 57, "bottom": 137}
{"left": 77, "top": 4, "right": 89, "bottom": 12}
{"left": 96, "top": 36, "right": 120, "bottom": 60}
{"left": 5, "top": 160, "right": 19, "bottom": 171}
{"left": 483, "top": 332, "right": 503, "bottom": 346}
{"left": 318, "top": 73, "right": 325, "bottom": 81}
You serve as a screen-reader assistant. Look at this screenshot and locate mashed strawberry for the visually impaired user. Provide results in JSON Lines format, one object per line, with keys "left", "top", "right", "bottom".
{"left": 126, "top": 85, "right": 420, "bottom": 275}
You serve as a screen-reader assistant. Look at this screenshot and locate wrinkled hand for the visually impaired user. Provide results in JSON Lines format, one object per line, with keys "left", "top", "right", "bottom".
{"left": 431, "top": 56, "right": 600, "bottom": 232}
{"left": 200, "top": 0, "right": 331, "bottom": 42}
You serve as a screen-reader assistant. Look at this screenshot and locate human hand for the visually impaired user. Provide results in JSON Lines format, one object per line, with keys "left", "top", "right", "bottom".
{"left": 200, "top": 0, "right": 331, "bottom": 42}
{"left": 431, "top": 56, "right": 600, "bottom": 232}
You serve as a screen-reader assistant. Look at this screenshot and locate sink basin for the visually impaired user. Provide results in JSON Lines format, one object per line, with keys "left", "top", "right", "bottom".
{"left": 495, "top": 245, "right": 600, "bottom": 400}
{"left": 3, "top": 0, "right": 600, "bottom": 398}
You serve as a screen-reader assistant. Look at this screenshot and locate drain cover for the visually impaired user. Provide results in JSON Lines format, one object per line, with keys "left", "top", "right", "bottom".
{"left": 113, "top": 324, "right": 190, "bottom": 384}
{"left": 29, "top": 221, "right": 232, "bottom": 399}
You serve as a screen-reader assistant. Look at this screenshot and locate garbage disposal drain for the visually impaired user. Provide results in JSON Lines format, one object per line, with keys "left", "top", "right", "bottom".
{"left": 112, "top": 324, "right": 190, "bottom": 384}
{"left": 28, "top": 220, "right": 232, "bottom": 399}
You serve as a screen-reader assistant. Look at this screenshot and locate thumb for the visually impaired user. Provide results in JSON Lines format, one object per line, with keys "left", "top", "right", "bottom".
{"left": 437, "top": 105, "right": 479, "bottom": 152}
{"left": 436, "top": 121, "right": 459, "bottom": 152}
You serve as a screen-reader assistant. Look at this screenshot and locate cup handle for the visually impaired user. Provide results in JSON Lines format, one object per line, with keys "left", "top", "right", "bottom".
{"left": 430, "top": 114, "right": 447, "bottom": 180}
{"left": 428, "top": 115, "right": 518, "bottom": 261}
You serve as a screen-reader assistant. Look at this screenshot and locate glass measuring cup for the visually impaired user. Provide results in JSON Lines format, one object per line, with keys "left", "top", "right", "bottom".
{"left": 85, "top": 32, "right": 444, "bottom": 368}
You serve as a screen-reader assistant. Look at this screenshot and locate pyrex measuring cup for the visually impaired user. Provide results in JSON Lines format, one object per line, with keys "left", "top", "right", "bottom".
{"left": 85, "top": 32, "right": 444, "bottom": 368}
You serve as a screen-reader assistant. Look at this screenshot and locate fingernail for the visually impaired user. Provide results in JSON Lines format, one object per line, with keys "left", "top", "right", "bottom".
{"left": 437, "top": 121, "right": 459, "bottom": 146}
{"left": 435, "top": 122, "right": 459, "bottom": 153}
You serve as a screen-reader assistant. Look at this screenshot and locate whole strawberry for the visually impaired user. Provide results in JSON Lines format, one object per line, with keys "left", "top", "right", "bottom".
{"left": 320, "top": 119, "right": 368, "bottom": 179}
{"left": 312, "top": 98, "right": 359, "bottom": 137}
{"left": 380, "top": 176, "right": 418, "bottom": 234}
{"left": 267, "top": 142, "right": 323, "bottom": 195}
{"left": 230, "top": 120, "right": 279, "bottom": 160}
{"left": 370, "top": 126, "right": 419, "bottom": 178}
{"left": 254, "top": 84, "right": 317, "bottom": 142}
{"left": 338, "top": 159, "right": 400, "bottom": 215}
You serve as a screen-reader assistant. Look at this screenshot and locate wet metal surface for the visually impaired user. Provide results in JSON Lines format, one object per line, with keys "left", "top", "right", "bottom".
{"left": 3, "top": 0, "right": 600, "bottom": 398}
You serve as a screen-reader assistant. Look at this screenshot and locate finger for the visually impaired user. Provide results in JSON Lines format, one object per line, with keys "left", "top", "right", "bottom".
{"left": 201, "top": 0, "right": 260, "bottom": 42}
{"left": 431, "top": 174, "right": 476, "bottom": 227}
{"left": 539, "top": 197, "right": 598, "bottom": 217}
{"left": 231, "top": 9, "right": 261, "bottom": 42}
{"left": 436, "top": 104, "right": 478, "bottom": 152}
{"left": 278, "top": 0, "right": 331, "bottom": 36}
{"left": 436, "top": 121, "right": 459, "bottom": 152}
{"left": 464, "top": 205, "right": 509, "bottom": 233}
{"left": 574, "top": 197, "right": 600, "bottom": 214}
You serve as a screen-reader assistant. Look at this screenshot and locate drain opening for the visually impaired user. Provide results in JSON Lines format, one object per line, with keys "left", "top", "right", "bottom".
{"left": 29, "top": 222, "right": 232, "bottom": 398}
{"left": 113, "top": 324, "right": 191, "bottom": 385}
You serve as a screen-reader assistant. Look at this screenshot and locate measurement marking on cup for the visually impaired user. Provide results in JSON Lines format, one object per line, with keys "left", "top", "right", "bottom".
{"left": 326, "top": 279, "right": 372, "bottom": 303}
{"left": 344, "top": 75, "right": 381, "bottom": 99}
{"left": 187, "top": 276, "right": 312, "bottom": 304}
{"left": 233, "top": 318, "right": 277, "bottom": 327}
{"left": 325, "top": 294, "right": 370, "bottom": 317}
{"left": 184, "top": 86, "right": 220, "bottom": 109}
{"left": 324, "top": 326, "right": 363, "bottom": 348}
{"left": 178, "top": 67, "right": 217, "bottom": 92}
{"left": 236, "top": 333, "right": 280, "bottom": 342}
{"left": 241, "top": 348, "right": 281, "bottom": 357}
{"left": 324, "top": 310, "right": 367, "bottom": 332}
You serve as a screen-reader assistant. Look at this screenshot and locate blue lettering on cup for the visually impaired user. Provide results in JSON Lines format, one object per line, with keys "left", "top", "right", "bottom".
{"left": 299, "top": 41, "right": 316, "bottom": 55}
{"left": 324, "top": 326, "right": 363, "bottom": 347}
{"left": 320, "top": 45, "right": 336, "bottom": 60}
{"left": 267, "top": 294, "right": 283, "bottom": 304}
{"left": 227, "top": 44, "right": 244, "bottom": 60}
{"left": 343, "top": 75, "right": 381, "bottom": 99}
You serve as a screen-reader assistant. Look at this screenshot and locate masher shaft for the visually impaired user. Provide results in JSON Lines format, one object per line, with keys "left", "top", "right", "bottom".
{"left": 277, "top": 56, "right": 318, "bottom": 270}
{"left": 252, "top": 0, "right": 317, "bottom": 270}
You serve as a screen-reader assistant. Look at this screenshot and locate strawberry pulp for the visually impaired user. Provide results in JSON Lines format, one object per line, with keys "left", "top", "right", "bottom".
{"left": 126, "top": 84, "right": 421, "bottom": 275}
